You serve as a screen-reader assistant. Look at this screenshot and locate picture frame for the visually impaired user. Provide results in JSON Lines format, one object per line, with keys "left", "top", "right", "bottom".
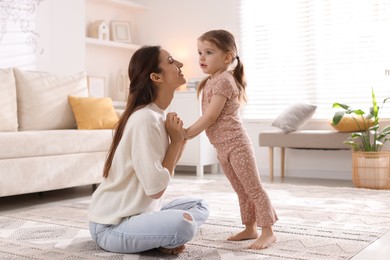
{"left": 110, "top": 20, "right": 132, "bottom": 43}
{"left": 87, "top": 76, "right": 105, "bottom": 97}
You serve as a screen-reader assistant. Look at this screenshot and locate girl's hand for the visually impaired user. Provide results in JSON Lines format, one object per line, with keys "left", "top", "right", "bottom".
{"left": 165, "top": 112, "right": 185, "bottom": 144}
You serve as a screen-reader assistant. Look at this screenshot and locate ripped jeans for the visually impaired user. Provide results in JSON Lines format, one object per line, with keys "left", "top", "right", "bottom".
{"left": 89, "top": 197, "right": 209, "bottom": 254}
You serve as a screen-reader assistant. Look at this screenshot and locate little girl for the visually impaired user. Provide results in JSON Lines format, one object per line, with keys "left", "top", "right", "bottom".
{"left": 185, "top": 30, "right": 278, "bottom": 250}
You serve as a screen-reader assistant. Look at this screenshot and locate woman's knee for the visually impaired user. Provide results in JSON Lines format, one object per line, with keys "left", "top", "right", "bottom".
{"left": 89, "top": 222, "right": 97, "bottom": 242}
{"left": 183, "top": 212, "right": 193, "bottom": 221}
{"left": 197, "top": 199, "right": 210, "bottom": 223}
{"left": 177, "top": 212, "right": 197, "bottom": 241}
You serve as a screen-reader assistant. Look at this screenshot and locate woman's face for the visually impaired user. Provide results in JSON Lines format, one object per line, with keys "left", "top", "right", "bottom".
{"left": 156, "top": 49, "right": 186, "bottom": 90}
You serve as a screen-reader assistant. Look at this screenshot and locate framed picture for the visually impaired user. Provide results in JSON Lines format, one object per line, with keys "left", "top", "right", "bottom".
{"left": 110, "top": 20, "right": 132, "bottom": 43}
{"left": 87, "top": 76, "right": 105, "bottom": 97}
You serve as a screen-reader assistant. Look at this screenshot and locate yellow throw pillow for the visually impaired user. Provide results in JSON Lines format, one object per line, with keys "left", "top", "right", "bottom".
{"left": 329, "top": 114, "right": 374, "bottom": 132}
{"left": 68, "top": 96, "right": 119, "bottom": 129}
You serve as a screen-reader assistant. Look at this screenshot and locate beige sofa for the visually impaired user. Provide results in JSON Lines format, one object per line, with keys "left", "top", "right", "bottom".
{"left": 0, "top": 68, "right": 115, "bottom": 197}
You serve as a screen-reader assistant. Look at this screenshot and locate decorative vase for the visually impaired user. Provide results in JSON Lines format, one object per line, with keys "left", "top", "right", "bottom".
{"left": 352, "top": 151, "right": 390, "bottom": 189}
{"left": 115, "top": 70, "right": 129, "bottom": 101}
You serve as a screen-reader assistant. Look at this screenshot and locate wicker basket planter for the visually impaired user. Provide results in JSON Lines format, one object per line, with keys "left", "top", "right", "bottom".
{"left": 352, "top": 151, "right": 390, "bottom": 189}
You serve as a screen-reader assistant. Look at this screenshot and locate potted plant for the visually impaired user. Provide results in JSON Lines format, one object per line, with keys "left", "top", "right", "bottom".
{"left": 331, "top": 88, "right": 390, "bottom": 189}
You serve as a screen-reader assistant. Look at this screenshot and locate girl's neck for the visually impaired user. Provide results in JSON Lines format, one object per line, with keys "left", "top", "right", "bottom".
{"left": 210, "top": 68, "right": 228, "bottom": 78}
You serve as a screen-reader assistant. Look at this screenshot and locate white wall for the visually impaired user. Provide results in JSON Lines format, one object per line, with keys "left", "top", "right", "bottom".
{"left": 35, "top": 0, "right": 85, "bottom": 74}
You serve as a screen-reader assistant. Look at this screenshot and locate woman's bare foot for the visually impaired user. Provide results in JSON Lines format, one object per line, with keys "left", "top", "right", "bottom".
{"left": 248, "top": 226, "right": 276, "bottom": 250}
{"left": 227, "top": 224, "right": 258, "bottom": 241}
{"left": 158, "top": 245, "right": 186, "bottom": 255}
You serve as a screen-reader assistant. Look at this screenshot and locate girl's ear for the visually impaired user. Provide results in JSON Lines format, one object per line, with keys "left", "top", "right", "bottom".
{"left": 224, "top": 52, "right": 234, "bottom": 64}
{"left": 150, "top": 73, "right": 162, "bottom": 83}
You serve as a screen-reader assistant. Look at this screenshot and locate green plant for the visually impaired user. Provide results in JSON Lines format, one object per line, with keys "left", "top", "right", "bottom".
{"left": 332, "top": 88, "right": 390, "bottom": 151}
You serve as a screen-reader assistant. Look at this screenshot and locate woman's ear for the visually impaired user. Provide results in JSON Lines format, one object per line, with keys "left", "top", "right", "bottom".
{"left": 150, "top": 73, "right": 162, "bottom": 83}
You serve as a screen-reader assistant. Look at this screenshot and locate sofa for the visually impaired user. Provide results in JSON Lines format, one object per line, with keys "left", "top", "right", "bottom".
{"left": 0, "top": 68, "right": 119, "bottom": 197}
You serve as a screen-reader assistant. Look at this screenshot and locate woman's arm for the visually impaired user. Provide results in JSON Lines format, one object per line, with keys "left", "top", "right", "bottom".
{"left": 185, "top": 95, "right": 227, "bottom": 139}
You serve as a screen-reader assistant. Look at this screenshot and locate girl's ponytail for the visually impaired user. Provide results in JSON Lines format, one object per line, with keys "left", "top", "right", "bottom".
{"left": 233, "top": 56, "right": 247, "bottom": 103}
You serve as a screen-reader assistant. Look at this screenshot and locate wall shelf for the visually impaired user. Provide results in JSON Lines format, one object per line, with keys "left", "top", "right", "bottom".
{"left": 85, "top": 37, "right": 141, "bottom": 50}
{"left": 85, "top": 0, "right": 145, "bottom": 101}
{"left": 87, "top": 0, "right": 146, "bottom": 11}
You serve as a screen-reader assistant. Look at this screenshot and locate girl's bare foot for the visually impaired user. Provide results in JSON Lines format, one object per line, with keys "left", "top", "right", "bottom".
{"left": 227, "top": 224, "right": 258, "bottom": 241}
{"left": 248, "top": 226, "right": 276, "bottom": 250}
{"left": 158, "top": 244, "right": 186, "bottom": 255}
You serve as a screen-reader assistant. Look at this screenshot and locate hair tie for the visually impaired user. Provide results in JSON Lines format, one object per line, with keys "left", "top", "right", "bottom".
{"left": 236, "top": 56, "right": 240, "bottom": 60}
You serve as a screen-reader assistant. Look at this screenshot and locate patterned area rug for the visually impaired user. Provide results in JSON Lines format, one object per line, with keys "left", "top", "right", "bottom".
{"left": 1, "top": 177, "right": 390, "bottom": 259}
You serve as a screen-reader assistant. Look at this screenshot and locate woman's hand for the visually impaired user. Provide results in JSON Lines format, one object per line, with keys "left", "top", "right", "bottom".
{"left": 160, "top": 112, "right": 186, "bottom": 181}
{"left": 165, "top": 112, "right": 185, "bottom": 144}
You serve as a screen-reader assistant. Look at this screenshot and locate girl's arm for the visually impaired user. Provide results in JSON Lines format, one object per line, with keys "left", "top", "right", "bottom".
{"left": 185, "top": 95, "right": 227, "bottom": 139}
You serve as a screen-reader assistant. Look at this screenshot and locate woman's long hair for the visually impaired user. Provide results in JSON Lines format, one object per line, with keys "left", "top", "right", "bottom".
{"left": 103, "top": 46, "right": 162, "bottom": 178}
{"left": 196, "top": 30, "right": 247, "bottom": 103}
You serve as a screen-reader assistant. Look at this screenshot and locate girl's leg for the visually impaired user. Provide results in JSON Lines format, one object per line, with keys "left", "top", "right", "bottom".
{"left": 216, "top": 137, "right": 277, "bottom": 249}
{"left": 229, "top": 141, "right": 278, "bottom": 227}
{"left": 217, "top": 154, "right": 259, "bottom": 241}
{"left": 228, "top": 140, "right": 277, "bottom": 249}
{"left": 89, "top": 208, "right": 198, "bottom": 254}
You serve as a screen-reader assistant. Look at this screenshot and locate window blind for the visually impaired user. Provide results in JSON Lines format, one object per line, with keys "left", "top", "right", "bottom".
{"left": 239, "top": 0, "right": 390, "bottom": 120}
{"left": 0, "top": 0, "right": 41, "bottom": 69}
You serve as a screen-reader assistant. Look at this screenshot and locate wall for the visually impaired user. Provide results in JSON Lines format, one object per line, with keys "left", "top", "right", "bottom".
{"left": 35, "top": 0, "right": 85, "bottom": 74}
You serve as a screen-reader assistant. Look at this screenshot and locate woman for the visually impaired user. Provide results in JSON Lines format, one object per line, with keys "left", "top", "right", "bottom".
{"left": 88, "top": 46, "right": 209, "bottom": 255}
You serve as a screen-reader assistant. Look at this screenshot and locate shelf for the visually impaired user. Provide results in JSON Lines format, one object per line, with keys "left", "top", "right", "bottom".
{"left": 85, "top": 37, "right": 141, "bottom": 50}
{"left": 87, "top": 0, "right": 146, "bottom": 11}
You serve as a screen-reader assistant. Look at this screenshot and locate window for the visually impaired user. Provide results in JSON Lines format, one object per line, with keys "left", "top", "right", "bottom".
{"left": 239, "top": 0, "right": 390, "bottom": 120}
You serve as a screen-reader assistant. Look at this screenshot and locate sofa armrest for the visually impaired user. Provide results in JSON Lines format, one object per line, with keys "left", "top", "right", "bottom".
{"left": 115, "top": 109, "right": 125, "bottom": 118}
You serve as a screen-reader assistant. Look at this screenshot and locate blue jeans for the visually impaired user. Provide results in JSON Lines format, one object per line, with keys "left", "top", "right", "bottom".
{"left": 89, "top": 197, "right": 209, "bottom": 253}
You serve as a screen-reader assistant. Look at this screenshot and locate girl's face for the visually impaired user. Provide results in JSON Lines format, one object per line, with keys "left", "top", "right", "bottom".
{"left": 197, "top": 40, "right": 230, "bottom": 77}
{"left": 156, "top": 49, "right": 186, "bottom": 90}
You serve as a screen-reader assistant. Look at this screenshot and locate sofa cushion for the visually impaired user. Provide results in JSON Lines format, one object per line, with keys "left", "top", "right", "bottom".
{"left": 272, "top": 103, "right": 317, "bottom": 133}
{"left": 329, "top": 114, "right": 374, "bottom": 132}
{"left": 14, "top": 69, "right": 89, "bottom": 130}
{"left": 0, "top": 130, "right": 113, "bottom": 159}
{"left": 0, "top": 68, "right": 18, "bottom": 131}
{"left": 259, "top": 130, "right": 351, "bottom": 149}
{"left": 68, "top": 96, "right": 119, "bottom": 129}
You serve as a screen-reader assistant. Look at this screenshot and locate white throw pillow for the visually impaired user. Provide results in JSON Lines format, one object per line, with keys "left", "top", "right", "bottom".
{"left": 0, "top": 68, "right": 18, "bottom": 131}
{"left": 272, "top": 103, "right": 317, "bottom": 133}
{"left": 14, "top": 69, "right": 89, "bottom": 130}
